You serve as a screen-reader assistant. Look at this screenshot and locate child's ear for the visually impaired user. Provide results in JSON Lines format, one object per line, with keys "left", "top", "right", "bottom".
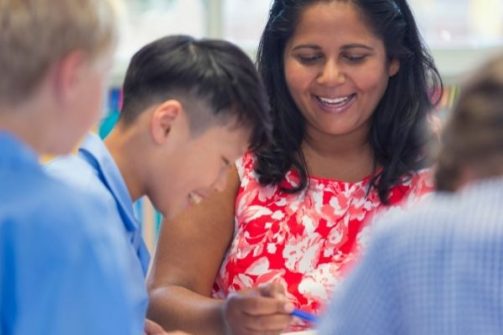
{"left": 52, "top": 50, "right": 86, "bottom": 104}
{"left": 150, "top": 100, "right": 182, "bottom": 145}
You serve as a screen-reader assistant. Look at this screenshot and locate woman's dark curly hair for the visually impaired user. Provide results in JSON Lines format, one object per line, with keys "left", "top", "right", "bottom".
{"left": 255, "top": 0, "right": 443, "bottom": 203}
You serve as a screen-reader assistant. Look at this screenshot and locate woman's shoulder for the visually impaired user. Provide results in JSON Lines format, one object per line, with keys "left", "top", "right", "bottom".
{"left": 387, "top": 168, "right": 435, "bottom": 205}
{"left": 235, "top": 151, "right": 258, "bottom": 181}
{"left": 408, "top": 168, "right": 435, "bottom": 194}
{"left": 236, "top": 151, "right": 255, "bottom": 170}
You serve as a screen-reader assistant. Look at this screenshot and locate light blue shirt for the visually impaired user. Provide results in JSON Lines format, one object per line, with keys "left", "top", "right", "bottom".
{"left": 318, "top": 177, "right": 503, "bottom": 335}
{"left": 46, "top": 133, "right": 149, "bottom": 312}
{"left": 0, "top": 131, "right": 143, "bottom": 335}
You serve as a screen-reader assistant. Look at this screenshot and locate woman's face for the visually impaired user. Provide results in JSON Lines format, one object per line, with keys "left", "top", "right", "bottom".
{"left": 283, "top": 1, "right": 399, "bottom": 139}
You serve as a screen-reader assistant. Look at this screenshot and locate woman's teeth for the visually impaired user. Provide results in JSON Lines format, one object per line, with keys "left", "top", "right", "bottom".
{"left": 317, "top": 94, "right": 354, "bottom": 106}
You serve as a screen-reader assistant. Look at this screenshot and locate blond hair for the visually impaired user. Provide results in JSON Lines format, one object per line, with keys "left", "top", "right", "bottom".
{"left": 0, "top": 0, "right": 120, "bottom": 105}
{"left": 435, "top": 54, "right": 503, "bottom": 191}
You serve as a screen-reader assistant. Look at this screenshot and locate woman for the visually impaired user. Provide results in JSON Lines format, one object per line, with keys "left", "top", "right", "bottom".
{"left": 148, "top": 0, "right": 442, "bottom": 334}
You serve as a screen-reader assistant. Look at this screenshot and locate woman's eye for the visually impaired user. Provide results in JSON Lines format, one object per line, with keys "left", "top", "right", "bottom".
{"left": 344, "top": 54, "right": 367, "bottom": 63}
{"left": 296, "top": 54, "right": 322, "bottom": 64}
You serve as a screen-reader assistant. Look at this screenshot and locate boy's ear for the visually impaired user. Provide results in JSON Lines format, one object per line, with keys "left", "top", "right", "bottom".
{"left": 52, "top": 51, "right": 86, "bottom": 104}
{"left": 150, "top": 100, "right": 182, "bottom": 145}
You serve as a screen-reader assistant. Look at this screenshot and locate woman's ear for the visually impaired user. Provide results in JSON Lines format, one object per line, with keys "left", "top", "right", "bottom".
{"left": 150, "top": 100, "right": 182, "bottom": 145}
{"left": 388, "top": 58, "right": 400, "bottom": 77}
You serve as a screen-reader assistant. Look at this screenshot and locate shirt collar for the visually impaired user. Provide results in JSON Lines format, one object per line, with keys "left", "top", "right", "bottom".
{"left": 78, "top": 133, "right": 139, "bottom": 233}
{"left": 0, "top": 131, "right": 39, "bottom": 169}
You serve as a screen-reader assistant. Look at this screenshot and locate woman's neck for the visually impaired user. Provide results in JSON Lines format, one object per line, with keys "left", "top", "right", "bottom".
{"left": 301, "top": 126, "right": 376, "bottom": 182}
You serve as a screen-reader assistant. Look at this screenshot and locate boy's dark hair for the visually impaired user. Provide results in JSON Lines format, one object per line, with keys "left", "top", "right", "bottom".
{"left": 256, "top": 0, "right": 443, "bottom": 203}
{"left": 120, "top": 35, "right": 271, "bottom": 150}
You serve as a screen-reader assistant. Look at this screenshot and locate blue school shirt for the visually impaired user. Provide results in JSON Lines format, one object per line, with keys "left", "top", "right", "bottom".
{"left": 318, "top": 177, "right": 503, "bottom": 335}
{"left": 0, "top": 131, "right": 143, "bottom": 335}
{"left": 46, "top": 133, "right": 150, "bottom": 306}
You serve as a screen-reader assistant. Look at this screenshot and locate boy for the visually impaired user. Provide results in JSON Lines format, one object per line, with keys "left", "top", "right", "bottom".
{"left": 0, "top": 0, "right": 142, "bottom": 334}
{"left": 46, "top": 35, "right": 271, "bottom": 331}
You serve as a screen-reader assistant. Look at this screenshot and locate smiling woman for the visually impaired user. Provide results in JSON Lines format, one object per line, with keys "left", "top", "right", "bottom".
{"left": 283, "top": 1, "right": 400, "bottom": 148}
{"left": 147, "top": 0, "right": 443, "bottom": 334}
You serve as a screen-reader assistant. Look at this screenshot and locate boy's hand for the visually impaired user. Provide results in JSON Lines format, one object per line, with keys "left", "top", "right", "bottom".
{"left": 223, "top": 282, "right": 293, "bottom": 335}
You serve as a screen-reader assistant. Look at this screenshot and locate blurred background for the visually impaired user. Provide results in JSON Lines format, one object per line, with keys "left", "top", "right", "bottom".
{"left": 111, "top": 0, "right": 503, "bottom": 85}
{"left": 102, "top": 0, "right": 503, "bottom": 251}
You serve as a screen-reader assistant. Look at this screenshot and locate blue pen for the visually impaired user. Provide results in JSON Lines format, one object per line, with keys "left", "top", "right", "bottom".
{"left": 291, "top": 308, "right": 318, "bottom": 323}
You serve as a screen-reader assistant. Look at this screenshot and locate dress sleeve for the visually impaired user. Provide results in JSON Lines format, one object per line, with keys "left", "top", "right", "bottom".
{"left": 235, "top": 151, "right": 255, "bottom": 182}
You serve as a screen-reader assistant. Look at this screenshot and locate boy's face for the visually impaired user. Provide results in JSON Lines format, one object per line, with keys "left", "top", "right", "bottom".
{"left": 149, "top": 118, "right": 250, "bottom": 220}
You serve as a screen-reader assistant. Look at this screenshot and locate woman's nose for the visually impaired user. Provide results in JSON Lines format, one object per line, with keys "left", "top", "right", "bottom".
{"left": 317, "top": 59, "right": 345, "bottom": 86}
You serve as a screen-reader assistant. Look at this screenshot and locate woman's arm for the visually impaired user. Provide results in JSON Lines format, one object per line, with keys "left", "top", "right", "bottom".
{"left": 147, "top": 167, "right": 292, "bottom": 335}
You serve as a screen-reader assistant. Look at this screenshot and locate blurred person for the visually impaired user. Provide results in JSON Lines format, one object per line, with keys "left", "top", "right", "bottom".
{"left": 0, "top": 0, "right": 144, "bottom": 334}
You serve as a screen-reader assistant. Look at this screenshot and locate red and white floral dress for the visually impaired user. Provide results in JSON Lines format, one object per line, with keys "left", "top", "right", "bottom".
{"left": 212, "top": 152, "right": 433, "bottom": 326}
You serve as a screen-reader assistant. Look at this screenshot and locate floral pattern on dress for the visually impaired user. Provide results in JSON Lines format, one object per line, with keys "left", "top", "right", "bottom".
{"left": 212, "top": 152, "right": 433, "bottom": 328}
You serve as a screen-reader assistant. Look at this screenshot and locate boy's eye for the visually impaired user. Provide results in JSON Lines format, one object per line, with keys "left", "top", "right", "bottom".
{"left": 221, "top": 157, "right": 231, "bottom": 167}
